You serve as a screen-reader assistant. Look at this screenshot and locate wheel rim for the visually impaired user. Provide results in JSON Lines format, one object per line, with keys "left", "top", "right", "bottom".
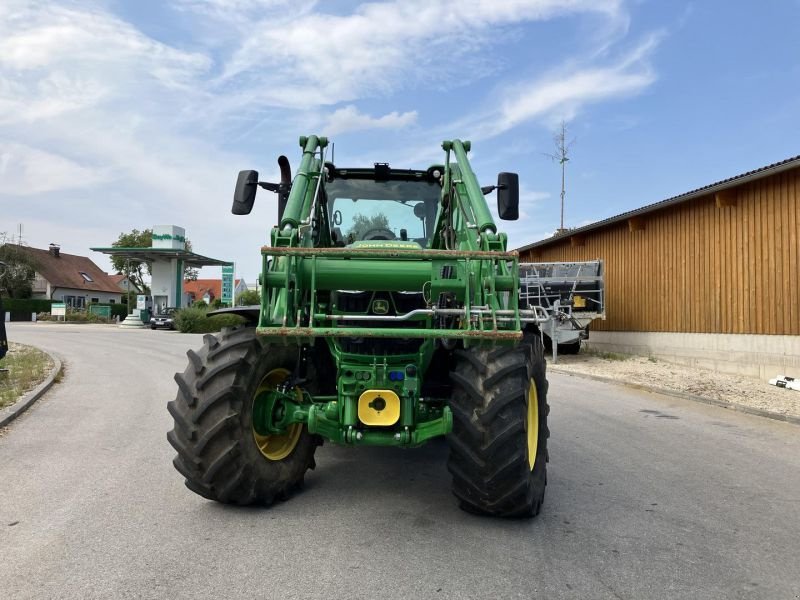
{"left": 527, "top": 381, "right": 539, "bottom": 470}
{"left": 252, "top": 368, "right": 303, "bottom": 461}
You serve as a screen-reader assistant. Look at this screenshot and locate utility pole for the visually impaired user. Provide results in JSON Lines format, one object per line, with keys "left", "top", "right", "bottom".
{"left": 544, "top": 121, "right": 575, "bottom": 234}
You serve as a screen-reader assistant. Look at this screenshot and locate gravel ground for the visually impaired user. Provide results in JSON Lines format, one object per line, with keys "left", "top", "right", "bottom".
{"left": 549, "top": 350, "right": 800, "bottom": 419}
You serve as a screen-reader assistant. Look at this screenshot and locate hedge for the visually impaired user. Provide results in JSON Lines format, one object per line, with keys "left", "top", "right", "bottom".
{"left": 0, "top": 299, "right": 127, "bottom": 321}
{"left": 1, "top": 298, "right": 53, "bottom": 313}
{"left": 0, "top": 298, "right": 52, "bottom": 322}
{"left": 174, "top": 306, "right": 245, "bottom": 333}
{"left": 95, "top": 303, "right": 128, "bottom": 319}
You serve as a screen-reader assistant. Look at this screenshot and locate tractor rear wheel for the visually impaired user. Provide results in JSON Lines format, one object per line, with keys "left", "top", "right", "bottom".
{"left": 167, "top": 326, "right": 319, "bottom": 505}
{"left": 447, "top": 336, "right": 549, "bottom": 517}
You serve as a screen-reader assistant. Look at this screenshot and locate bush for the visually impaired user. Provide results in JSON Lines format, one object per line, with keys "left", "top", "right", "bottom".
{"left": 237, "top": 289, "right": 260, "bottom": 305}
{"left": 210, "top": 298, "right": 223, "bottom": 309}
{"left": 95, "top": 303, "right": 128, "bottom": 320}
{"left": 193, "top": 300, "right": 208, "bottom": 309}
{"left": 174, "top": 306, "right": 244, "bottom": 333}
{"left": 34, "top": 309, "right": 109, "bottom": 323}
{"left": 66, "top": 310, "right": 109, "bottom": 323}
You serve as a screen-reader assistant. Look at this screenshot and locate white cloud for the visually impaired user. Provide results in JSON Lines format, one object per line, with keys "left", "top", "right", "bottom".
{"left": 433, "top": 32, "right": 661, "bottom": 144}
{"left": 0, "top": 0, "right": 660, "bottom": 278}
{"left": 216, "top": 0, "right": 624, "bottom": 108}
{"left": 323, "top": 106, "right": 418, "bottom": 136}
{"left": 498, "top": 34, "right": 661, "bottom": 130}
{"left": 0, "top": 5, "right": 209, "bottom": 78}
{"left": 0, "top": 142, "right": 108, "bottom": 195}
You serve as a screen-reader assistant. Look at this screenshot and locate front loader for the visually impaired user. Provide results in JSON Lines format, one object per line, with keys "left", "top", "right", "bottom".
{"left": 168, "top": 135, "right": 550, "bottom": 517}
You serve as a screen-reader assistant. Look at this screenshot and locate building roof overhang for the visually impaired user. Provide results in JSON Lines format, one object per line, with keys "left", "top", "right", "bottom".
{"left": 517, "top": 154, "right": 800, "bottom": 252}
{"left": 90, "top": 247, "right": 232, "bottom": 268}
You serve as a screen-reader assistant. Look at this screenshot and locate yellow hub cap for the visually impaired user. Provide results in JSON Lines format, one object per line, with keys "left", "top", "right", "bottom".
{"left": 527, "top": 381, "right": 539, "bottom": 470}
{"left": 252, "top": 368, "right": 303, "bottom": 461}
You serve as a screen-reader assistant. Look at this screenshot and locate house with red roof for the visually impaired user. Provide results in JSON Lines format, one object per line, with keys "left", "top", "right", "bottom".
{"left": 183, "top": 278, "right": 247, "bottom": 305}
{"left": 14, "top": 244, "right": 122, "bottom": 308}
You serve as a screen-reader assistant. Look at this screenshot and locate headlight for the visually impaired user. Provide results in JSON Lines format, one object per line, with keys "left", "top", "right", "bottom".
{"left": 150, "top": 318, "right": 155, "bottom": 323}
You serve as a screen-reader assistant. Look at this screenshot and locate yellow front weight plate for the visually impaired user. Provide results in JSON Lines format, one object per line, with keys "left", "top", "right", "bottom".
{"left": 252, "top": 368, "right": 303, "bottom": 461}
{"left": 527, "top": 381, "right": 539, "bottom": 470}
{"left": 358, "top": 389, "right": 400, "bottom": 426}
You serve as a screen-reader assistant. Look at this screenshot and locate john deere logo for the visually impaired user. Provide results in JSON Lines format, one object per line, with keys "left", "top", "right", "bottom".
{"left": 372, "top": 299, "right": 389, "bottom": 315}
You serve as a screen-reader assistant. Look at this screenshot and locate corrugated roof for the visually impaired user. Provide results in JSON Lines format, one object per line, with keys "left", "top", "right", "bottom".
{"left": 12, "top": 246, "right": 122, "bottom": 294}
{"left": 517, "top": 154, "right": 800, "bottom": 252}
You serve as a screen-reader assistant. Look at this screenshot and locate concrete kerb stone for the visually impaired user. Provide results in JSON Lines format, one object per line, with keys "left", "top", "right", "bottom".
{"left": 550, "top": 367, "right": 800, "bottom": 427}
{"left": 0, "top": 349, "right": 63, "bottom": 428}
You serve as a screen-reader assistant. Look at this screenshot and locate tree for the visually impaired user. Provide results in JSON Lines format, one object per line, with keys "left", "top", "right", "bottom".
{"left": 347, "top": 213, "right": 390, "bottom": 240}
{"left": 236, "top": 289, "right": 260, "bottom": 306}
{"left": 111, "top": 229, "right": 151, "bottom": 294}
{"left": 0, "top": 233, "right": 36, "bottom": 299}
{"left": 110, "top": 228, "right": 198, "bottom": 291}
{"left": 183, "top": 239, "right": 200, "bottom": 281}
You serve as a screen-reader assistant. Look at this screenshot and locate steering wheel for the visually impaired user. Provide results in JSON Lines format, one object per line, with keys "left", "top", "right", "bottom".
{"left": 361, "top": 227, "right": 396, "bottom": 241}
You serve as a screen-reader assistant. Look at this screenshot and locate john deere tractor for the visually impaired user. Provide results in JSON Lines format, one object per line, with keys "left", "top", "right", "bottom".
{"left": 167, "top": 136, "right": 549, "bottom": 517}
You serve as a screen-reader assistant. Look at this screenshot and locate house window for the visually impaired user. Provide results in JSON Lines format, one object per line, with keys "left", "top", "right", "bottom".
{"left": 63, "top": 295, "right": 85, "bottom": 309}
{"left": 109, "top": 299, "right": 115, "bottom": 304}
{"left": 79, "top": 272, "right": 94, "bottom": 282}
{"left": 91, "top": 298, "right": 99, "bottom": 303}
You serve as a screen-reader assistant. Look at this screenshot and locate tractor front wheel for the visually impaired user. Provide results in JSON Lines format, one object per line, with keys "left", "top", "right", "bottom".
{"left": 167, "top": 326, "right": 320, "bottom": 505}
{"left": 447, "top": 336, "right": 549, "bottom": 517}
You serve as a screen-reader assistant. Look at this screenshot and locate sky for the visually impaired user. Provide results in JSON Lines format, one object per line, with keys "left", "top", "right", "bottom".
{"left": 1, "top": 0, "right": 799, "bottom": 284}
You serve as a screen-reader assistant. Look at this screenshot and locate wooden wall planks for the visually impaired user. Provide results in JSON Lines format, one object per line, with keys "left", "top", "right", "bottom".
{"left": 520, "top": 169, "right": 800, "bottom": 334}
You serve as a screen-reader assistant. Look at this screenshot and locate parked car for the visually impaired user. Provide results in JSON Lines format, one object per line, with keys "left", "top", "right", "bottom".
{"left": 150, "top": 308, "right": 177, "bottom": 330}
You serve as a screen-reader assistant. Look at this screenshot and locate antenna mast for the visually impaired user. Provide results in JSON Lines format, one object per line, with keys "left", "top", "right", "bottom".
{"left": 544, "top": 121, "right": 574, "bottom": 234}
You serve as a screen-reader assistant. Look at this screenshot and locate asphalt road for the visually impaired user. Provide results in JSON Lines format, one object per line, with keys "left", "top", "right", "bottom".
{"left": 1, "top": 323, "right": 799, "bottom": 600}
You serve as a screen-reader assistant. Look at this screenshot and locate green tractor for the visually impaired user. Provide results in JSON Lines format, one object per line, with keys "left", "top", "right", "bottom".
{"left": 168, "top": 136, "right": 549, "bottom": 517}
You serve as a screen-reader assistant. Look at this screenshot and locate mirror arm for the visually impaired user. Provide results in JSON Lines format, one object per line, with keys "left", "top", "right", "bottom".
{"left": 258, "top": 181, "right": 292, "bottom": 193}
{"left": 480, "top": 183, "right": 507, "bottom": 195}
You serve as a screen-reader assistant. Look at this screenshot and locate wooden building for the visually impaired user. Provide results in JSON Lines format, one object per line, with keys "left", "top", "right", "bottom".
{"left": 517, "top": 156, "right": 800, "bottom": 377}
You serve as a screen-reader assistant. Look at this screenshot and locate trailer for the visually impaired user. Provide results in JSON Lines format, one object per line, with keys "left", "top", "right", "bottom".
{"left": 519, "top": 260, "right": 605, "bottom": 362}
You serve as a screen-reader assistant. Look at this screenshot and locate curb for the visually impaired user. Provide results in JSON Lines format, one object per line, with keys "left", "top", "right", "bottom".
{"left": 0, "top": 349, "right": 63, "bottom": 428}
{"left": 550, "top": 368, "right": 800, "bottom": 426}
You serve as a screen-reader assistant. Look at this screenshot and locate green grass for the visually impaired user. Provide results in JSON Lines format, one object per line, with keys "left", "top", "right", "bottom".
{"left": 0, "top": 343, "right": 54, "bottom": 410}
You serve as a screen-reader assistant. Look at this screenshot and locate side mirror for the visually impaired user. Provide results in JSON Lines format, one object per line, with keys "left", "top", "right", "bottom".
{"left": 232, "top": 170, "right": 259, "bottom": 215}
{"left": 496, "top": 172, "right": 519, "bottom": 220}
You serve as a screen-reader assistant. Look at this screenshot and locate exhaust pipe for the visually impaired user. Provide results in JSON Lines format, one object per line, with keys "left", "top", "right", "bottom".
{"left": 277, "top": 155, "right": 292, "bottom": 222}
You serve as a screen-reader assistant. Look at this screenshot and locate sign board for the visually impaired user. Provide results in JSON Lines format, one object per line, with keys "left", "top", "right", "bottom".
{"left": 151, "top": 225, "right": 186, "bottom": 250}
{"left": 221, "top": 264, "right": 235, "bottom": 306}
{"left": 51, "top": 302, "right": 66, "bottom": 317}
{"left": 89, "top": 305, "right": 111, "bottom": 319}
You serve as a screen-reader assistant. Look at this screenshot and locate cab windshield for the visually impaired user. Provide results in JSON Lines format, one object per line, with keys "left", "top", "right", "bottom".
{"left": 326, "top": 179, "right": 440, "bottom": 246}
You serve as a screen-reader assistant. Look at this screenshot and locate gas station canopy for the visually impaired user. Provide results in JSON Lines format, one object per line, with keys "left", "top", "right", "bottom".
{"left": 90, "top": 247, "right": 232, "bottom": 268}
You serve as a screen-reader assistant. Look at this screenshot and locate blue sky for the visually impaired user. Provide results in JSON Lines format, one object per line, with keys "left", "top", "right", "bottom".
{"left": 1, "top": 0, "right": 798, "bottom": 282}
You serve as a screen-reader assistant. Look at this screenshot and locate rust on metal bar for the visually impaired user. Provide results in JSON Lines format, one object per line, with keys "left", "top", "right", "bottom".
{"left": 256, "top": 326, "right": 522, "bottom": 341}
{"left": 260, "top": 246, "right": 519, "bottom": 260}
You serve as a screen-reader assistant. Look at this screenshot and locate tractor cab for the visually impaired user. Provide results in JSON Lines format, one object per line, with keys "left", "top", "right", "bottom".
{"left": 324, "top": 163, "right": 442, "bottom": 248}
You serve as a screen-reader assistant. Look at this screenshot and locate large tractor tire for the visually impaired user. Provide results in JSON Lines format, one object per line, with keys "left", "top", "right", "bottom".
{"left": 167, "top": 326, "right": 320, "bottom": 505}
{"left": 447, "top": 335, "right": 549, "bottom": 517}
